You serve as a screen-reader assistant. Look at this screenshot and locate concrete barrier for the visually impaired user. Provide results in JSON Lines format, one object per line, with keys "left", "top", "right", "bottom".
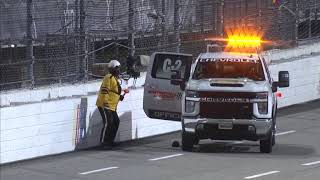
{"left": 1, "top": 51, "right": 320, "bottom": 164}
{"left": 270, "top": 55, "right": 320, "bottom": 108}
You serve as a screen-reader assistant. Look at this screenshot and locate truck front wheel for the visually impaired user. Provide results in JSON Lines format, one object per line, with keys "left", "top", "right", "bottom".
{"left": 260, "top": 131, "right": 273, "bottom": 153}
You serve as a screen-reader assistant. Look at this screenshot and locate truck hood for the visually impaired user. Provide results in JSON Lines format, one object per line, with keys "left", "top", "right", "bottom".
{"left": 187, "top": 78, "right": 270, "bottom": 92}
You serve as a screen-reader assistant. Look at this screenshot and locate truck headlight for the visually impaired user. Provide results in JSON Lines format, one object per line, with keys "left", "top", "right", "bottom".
{"left": 255, "top": 92, "right": 268, "bottom": 114}
{"left": 255, "top": 92, "right": 268, "bottom": 100}
{"left": 185, "top": 100, "right": 196, "bottom": 113}
{"left": 257, "top": 102, "right": 268, "bottom": 114}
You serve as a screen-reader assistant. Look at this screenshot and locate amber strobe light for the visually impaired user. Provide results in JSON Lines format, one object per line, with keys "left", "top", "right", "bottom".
{"left": 225, "top": 28, "right": 264, "bottom": 53}
{"left": 227, "top": 35, "right": 261, "bottom": 49}
{"left": 206, "top": 28, "right": 266, "bottom": 53}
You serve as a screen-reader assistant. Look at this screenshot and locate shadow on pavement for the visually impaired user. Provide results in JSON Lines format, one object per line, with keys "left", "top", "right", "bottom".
{"left": 196, "top": 142, "right": 315, "bottom": 157}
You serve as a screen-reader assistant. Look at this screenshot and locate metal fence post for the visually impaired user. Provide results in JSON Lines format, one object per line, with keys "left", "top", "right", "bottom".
{"left": 258, "top": 0, "right": 262, "bottom": 31}
{"left": 79, "top": 0, "right": 85, "bottom": 80}
{"left": 308, "top": 1, "right": 312, "bottom": 39}
{"left": 200, "top": 1, "right": 204, "bottom": 32}
{"left": 84, "top": 53, "right": 88, "bottom": 81}
{"left": 174, "top": 0, "right": 180, "bottom": 53}
{"left": 128, "top": 0, "right": 135, "bottom": 56}
{"left": 73, "top": 0, "right": 80, "bottom": 81}
{"left": 114, "top": 37, "right": 119, "bottom": 60}
{"left": 161, "top": 0, "right": 168, "bottom": 49}
{"left": 27, "top": 0, "right": 34, "bottom": 88}
{"left": 219, "top": 0, "right": 224, "bottom": 37}
{"left": 295, "top": 0, "right": 299, "bottom": 44}
{"left": 30, "top": 55, "right": 35, "bottom": 88}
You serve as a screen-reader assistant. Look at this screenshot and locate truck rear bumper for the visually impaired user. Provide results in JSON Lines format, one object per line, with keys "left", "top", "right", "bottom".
{"left": 183, "top": 118, "right": 273, "bottom": 141}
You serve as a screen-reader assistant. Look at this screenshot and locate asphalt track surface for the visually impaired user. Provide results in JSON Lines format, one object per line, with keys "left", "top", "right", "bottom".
{"left": 1, "top": 100, "right": 320, "bottom": 180}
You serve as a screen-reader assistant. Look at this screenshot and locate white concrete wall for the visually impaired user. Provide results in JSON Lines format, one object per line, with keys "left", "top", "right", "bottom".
{"left": 270, "top": 55, "right": 320, "bottom": 108}
{"left": 1, "top": 47, "right": 320, "bottom": 164}
{"left": 264, "top": 42, "right": 320, "bottom": 61}
{"left": 0, "top": 73, "right": 181, "bottom": 164}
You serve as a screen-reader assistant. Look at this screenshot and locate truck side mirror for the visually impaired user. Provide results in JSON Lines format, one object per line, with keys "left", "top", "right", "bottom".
{"left": 170, "top": 70, "right": 186, "bottom": 90}
{"left": 278, "top": 71, "right": 290, "bottom": 88}
{"left": 272, "top": 82, "right": 278, "bottom": 93}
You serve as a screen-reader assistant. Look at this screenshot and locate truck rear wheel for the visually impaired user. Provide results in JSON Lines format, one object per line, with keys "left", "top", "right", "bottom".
{"left": 182, "top": 130, "right": 196, "bottom": 151}
{"left": 260, "top": 131, "right": 273, "bottom": 153}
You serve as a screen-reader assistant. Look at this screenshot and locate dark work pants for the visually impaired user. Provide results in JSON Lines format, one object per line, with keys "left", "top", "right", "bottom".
{"left": 98, "top": 107, "right": 120, "bottom": 145}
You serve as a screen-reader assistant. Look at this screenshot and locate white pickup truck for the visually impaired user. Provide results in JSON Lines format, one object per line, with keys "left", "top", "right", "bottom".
{"left": 143, "top": 52, "right": 289, "bottom": 153}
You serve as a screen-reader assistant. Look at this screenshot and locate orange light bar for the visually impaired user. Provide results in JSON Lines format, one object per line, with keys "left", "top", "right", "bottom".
{"left": 227, "top": 35, "right": 262, "bottom": 49}
{"left": 205, "top": 27, "right": 268, "bottom": 53}
{"left": 225, "top": 28, "right": 264, "bottom": 53}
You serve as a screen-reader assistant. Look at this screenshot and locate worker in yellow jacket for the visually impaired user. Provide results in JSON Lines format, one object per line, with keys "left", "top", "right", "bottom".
{"left": 96, "top": 60, "right": 124, "bottom": 148}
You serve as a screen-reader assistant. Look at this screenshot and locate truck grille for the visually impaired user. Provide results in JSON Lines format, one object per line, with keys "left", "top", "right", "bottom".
{"left": 199, "top": 92, "right": 255, "bottom": 119}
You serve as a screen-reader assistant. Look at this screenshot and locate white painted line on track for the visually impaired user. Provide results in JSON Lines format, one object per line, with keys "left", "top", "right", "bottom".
{"left": 244, "top": 171, "right": 280, "bottom": 179}
{"left": 149, "top": 154, "right": 184, "bottom": 161}
{"left": 302, "top": 161, "right": 320, "bottom": 166}
{"left": 79, "top": 167, "right": 119, "bottom": 175}
{"left": 232, "top": 141, "right": 244, "bottom": 144}
{"left": 275, "top": 130, "right": 296, "bottom": 136}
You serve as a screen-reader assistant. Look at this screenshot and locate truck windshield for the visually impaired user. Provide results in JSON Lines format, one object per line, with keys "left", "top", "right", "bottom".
{"left": 193, "top": 58, "right": 265, "bottom": 81}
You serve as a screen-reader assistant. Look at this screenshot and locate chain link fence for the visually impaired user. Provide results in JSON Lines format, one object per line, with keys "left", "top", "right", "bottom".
{"left": 1, "top": 0, "right": 320, "bottom": 91}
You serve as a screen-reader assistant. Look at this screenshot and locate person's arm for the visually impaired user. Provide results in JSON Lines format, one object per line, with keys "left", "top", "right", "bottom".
{"left": 100, "top": 76, "right": 110, "bottom": 94}
{"left": 111, "top": 77, "right": 124, "bottom": 101}
{"left": 108, "top": 76, "right": 121, "bottom": 96}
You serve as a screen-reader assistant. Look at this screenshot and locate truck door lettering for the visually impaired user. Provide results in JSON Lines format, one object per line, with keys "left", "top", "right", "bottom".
{"left": 162, "top": 58, "right": 182, "bottom": 73}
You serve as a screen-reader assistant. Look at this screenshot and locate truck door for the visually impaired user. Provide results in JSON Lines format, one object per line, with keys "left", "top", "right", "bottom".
{"left": 143, "top": 52, "right": 193, "bottom": 121}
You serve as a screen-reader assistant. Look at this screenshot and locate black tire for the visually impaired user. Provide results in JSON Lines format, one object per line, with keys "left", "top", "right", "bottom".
{"left": 181, "top": 130, "right": 196, "bottom": 151}
{"left": 272, "top": 132, "right": 276, "bottom": 146}
{"left": 260, "top": 131, "right": 273, "bottom": 153}
{"left": 272, "top": 109, "right": 277, "bottom": 146}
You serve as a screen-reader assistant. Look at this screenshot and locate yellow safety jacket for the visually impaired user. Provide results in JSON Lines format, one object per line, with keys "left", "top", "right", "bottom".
{"left": 96, "top": 74, "right": 122, "bottom": 111}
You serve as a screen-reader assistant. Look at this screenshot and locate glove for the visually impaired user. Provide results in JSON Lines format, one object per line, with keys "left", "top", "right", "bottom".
{"left": 124, "top": 89, "right": 129, "bottom": 94}
{"left": 119, "top": 95, "right": 124, "bottom": 101}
